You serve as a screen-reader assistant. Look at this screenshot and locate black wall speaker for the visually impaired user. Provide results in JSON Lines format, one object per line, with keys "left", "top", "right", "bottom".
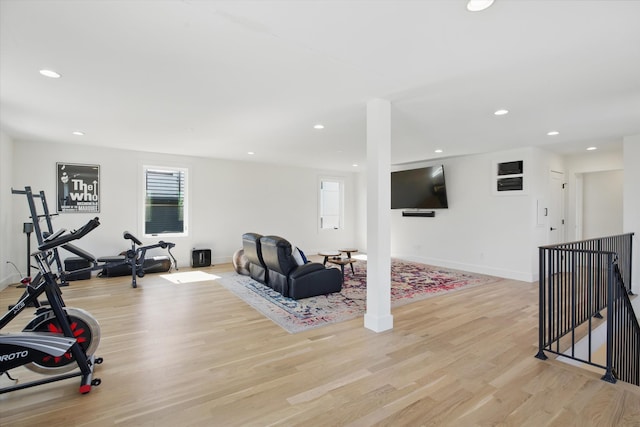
{"left": 497, "top": 177, "right": 523, "bottom": 191}
{"left": 402, "top": 211, "right": 435, "bottom": 217}
{"left": 497, "top": 160, "right": 523, "bottom": 175}
{"left": 191, "top": 249, "right": 212, "bottom": 268}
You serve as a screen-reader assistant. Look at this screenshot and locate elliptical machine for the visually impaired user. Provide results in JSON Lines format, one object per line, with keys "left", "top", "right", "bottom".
{"left": 0, "top": 218, "right": 103, "bottom": 394}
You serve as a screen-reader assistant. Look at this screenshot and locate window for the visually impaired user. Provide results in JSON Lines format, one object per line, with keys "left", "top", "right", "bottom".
{"left": 319, "top": 177, "right": 343, "bottom": 230}
{"left": 143, "top": 166, "right": 188, "bottom": 236}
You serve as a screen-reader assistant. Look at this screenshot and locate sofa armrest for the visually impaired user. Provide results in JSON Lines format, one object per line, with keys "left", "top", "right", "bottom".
{"left": 290, "top": 262, "right": 325, "bottom": 279}
{"left": 289, "top": 265, "right": 342, "bottom": 300}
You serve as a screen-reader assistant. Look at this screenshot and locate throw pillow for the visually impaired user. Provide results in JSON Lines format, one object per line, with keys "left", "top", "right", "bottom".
{"left": 298, "top": 248, "right": 308, "bottom": 264}
{"left": 292, "top": 246, "right": 305, "bottom": 266}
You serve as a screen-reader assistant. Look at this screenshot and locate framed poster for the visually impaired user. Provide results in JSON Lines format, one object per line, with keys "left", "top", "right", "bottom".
{"left": 57, "top": 163, "right": 100, "bottom": 213}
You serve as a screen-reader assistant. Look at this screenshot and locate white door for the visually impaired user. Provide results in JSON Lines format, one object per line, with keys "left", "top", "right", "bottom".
{"left": 549, "top": 171, "right": 565, "bottom": 245}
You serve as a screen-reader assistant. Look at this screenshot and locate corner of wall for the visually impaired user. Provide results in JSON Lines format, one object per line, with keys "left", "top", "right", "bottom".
{"left": 623, "top": 135, "right": 640, "bottom": 294}
{"left": 0, "top": 130, "right": 15, "bottom": 290}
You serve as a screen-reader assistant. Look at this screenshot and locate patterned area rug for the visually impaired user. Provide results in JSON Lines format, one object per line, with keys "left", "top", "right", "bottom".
{"left": 215, "top": 259, "right": 499, "bottom": 333}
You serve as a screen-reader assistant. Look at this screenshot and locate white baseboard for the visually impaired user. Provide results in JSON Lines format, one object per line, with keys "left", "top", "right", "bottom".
{"left": 212, "top": 256, "right": 232, "bottom": 266}
{"left": 0, "top": 273, "right": 19, "bottom": 291}
{"left": 364, "top": 313, "right": 394, "bottom": 332}
{"left": 392, "top": 254, "right": 537, "bottom": 283}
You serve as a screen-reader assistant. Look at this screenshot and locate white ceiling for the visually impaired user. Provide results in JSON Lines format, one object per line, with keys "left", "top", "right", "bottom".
{"left": 1, "top": 0, "right": 639, "bottom": 171}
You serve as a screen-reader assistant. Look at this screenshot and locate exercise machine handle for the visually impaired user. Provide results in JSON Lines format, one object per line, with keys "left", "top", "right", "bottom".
{"left": 123, "top": 231, "right": 143, "bottom": 246}
{"left": 38, "top": 217, "right": 101, "bottom": 251}
{"left": 158, "top": 241, "right": 175, "bottom": 249}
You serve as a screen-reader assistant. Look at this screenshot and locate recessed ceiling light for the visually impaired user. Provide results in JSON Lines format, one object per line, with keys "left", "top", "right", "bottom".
{"left": 494, "top": 109, "right": 509, "bottom": 116}
{"left": 586, "top": 147, "right": 598, "bottom": 151}
{"left": 39, "top": 69, "right": 61, "bottom": 78}
{"left": 434, "top": 149, "right": 443, "bottom": 153}
{"left": 247, "top": 151, "right": 255, "bottom": 155}
{"left": 352, "top": 164, "right": 359, "bottom": 167}
{"left": 467, "top": 0, "right": 495, "bottom": 12}
{"left": 72, "top": 131, "right": 85, "bottom": 136}
{"left": 313, "top": 124, "right": 324, "bottom": 130}
{"left": 547, "top": 131, "right": 559, "bottom": 136}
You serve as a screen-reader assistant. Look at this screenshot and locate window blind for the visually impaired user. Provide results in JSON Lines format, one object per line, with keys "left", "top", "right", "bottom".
{"left": 145, "top": 168, "right": 185, "bottom": 234}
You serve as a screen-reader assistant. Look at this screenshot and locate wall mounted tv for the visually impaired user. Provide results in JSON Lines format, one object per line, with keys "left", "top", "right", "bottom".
{"left": 391, "top": 165, "right": 449, "bottom": 209}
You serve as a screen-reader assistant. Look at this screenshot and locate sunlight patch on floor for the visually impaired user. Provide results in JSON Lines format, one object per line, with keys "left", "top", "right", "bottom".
{"left": 160, "top": 271, "right": 220, "bottom": 284}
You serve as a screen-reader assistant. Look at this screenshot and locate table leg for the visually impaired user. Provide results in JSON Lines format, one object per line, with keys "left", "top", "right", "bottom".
{"left": 350, "top": 262, "right": 355, "bottom": 274}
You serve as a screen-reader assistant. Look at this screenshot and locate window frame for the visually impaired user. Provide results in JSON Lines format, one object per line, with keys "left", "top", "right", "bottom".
{"left": 142, "top": 164, "right": 189, "bottom": 238}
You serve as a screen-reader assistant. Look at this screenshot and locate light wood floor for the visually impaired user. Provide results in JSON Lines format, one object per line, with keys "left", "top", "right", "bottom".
{"left": 1, "top": 262, "right": 639, "bottom": 426}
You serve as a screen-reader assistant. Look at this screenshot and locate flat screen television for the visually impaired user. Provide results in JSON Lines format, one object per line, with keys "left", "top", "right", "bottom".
{"left": 391, "top": 165, "right": 449, "bottom": 209}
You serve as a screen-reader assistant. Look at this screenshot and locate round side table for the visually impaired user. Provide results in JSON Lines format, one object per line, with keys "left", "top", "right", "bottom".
{"left": 339, "top": 248, "right": 358, "bottom": 259}
{"left": 318, "top": 250, "right": 341, "bottom": 265}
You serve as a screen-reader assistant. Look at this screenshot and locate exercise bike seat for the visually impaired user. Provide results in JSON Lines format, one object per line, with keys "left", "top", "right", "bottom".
{"left": 123, "top": 231, "right": 142, "bottom": 246}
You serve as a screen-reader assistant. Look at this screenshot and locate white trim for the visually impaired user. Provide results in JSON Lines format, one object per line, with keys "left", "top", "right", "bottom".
{"left": 394, "top": 254, "right": 537, "bottom": 283}
{"left": 141, "top": 164, "right": 189, "bottom": 238}
{"left": 318, "top": 175, "right": 345, "bottom": 231}
{"left": 492, "top": 159, "right": 528, "bottom": 196}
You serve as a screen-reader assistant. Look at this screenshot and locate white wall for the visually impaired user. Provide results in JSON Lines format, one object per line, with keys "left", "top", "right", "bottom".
{"left": 387, "top": 147, "right": 563, "bottom": 282}
{"left": 528, "top": 147, "right": 565, "bottom": 275}
{"left": 10, "top": 139, "right": 358, "bottom": 273}
{"left": 623, "top": 135, "right": 640, "bottom": 294}
{"left": 5, "top": 136, "right": 636, "bottom": 291}
{"left": 564, "top": 147, "right": 624, "bottom": 242}
{"left": 582, "top": 170, "right": 623, "bottom": 239}
{"left": 0, "top": 131, "right": 14, "bottom": 290}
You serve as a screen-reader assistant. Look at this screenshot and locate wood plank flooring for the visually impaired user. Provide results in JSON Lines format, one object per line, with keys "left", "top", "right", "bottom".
{"left": 1, "top": 262, "right": 639, "bottom": 426}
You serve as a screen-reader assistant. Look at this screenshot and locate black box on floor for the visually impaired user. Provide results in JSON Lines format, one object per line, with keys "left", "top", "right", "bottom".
{"left": 191, "top": 249, "right": 212, "bottom": 267}
{"left": 64, "top": 257, "right": 92, "bottom": 280}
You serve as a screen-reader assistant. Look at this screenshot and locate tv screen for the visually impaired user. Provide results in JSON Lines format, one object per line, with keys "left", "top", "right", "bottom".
{"left": 391, "top": 165, "right": 449, "bottom": 209}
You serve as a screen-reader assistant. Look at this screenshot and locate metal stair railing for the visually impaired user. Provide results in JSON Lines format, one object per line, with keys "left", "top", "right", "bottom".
{"left": 605, "top": 263, "right": 640, "bottom": 385}
{"left": 536, "top": 233, "right": 638, "bottom": 386}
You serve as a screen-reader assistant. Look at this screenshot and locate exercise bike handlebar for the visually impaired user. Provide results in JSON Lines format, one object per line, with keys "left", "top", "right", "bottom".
{"left": 38, "top": 217, "right": 101, "bottom": 251}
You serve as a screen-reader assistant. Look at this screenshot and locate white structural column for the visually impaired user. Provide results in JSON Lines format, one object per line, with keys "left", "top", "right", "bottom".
{"left": 364, "top": 98, "right": 393, "bottom": 332}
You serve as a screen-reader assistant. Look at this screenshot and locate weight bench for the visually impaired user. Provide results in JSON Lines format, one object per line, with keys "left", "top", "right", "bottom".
{"left": 61, "top": 231, "right": 177, "bottom": 288}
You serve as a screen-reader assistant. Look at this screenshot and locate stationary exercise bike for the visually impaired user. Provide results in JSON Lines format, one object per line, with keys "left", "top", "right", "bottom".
{"left": 0, "top": 217, "right": 103, "bottom": 394}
